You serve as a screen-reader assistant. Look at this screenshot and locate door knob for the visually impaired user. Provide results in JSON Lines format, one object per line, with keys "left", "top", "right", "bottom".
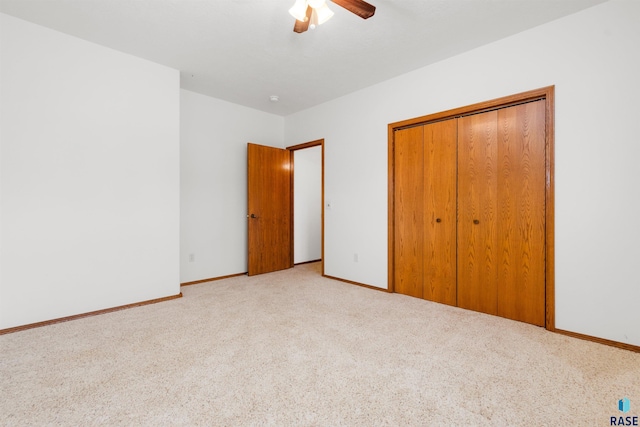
{"left": 473, "top": 219, "right": 480, "bottom": 224}
{"left": 250, "top": 214, "right": 258, "bottom": 219}
{"left": 436, "top": 218, "right": 442, "bottom": 223}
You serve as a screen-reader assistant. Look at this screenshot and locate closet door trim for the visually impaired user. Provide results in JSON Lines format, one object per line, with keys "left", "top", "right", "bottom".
{"left": 387, "top": 86, "right": 555, "bottom": 330}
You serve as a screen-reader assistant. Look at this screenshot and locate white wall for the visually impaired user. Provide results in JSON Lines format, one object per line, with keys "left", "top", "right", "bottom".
{"left": 0, "top": 14, "right": 180, "bottom": 329}
{"left": 180, "top": 90, "right": 283, "bottom": 283}
{"left": 284, "top": 0, "right": 640, "bottom": 347}
{"left": 293, "top": 146, "right": 322, "bottom": 264}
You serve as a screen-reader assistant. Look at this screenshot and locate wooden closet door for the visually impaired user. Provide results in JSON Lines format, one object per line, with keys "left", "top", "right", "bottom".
{"left": 423, "top": 119, "right": 457, "bottom": 305}
{"left": 457, "top": 111, "right": 499, "bottom": 315}
{"left": 497, "top": 100, "right": 546, "bottom": 326}
{"left": 394, "top": 126, "right": 424, "bottom": 298}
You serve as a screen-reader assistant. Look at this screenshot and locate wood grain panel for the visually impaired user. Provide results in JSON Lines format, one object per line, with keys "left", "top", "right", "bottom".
{"left": 457, "top": 112, "right": 499, "bottom": 315}
{"left": 247, "top": 143, "right": 292, "bottom": 276}
{"left": 389, "top": 86, "right": 555, "bottom": 331}
{"left": 544, "top": 87, "right": 555, "bottom": 331}
{"left": 393, "top": 127, "right": 424, "bottom": 298}
{"left": 423, "top": 119, "right": 457, "bottom": 306}
{"left": 331, "top": 0, "right": 376, "bottom": 19}
{"left": 497, "top": 100, "right": 546, "bottom": 326}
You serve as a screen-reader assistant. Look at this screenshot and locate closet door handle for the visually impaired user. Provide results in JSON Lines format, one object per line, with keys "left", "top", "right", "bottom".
{"left": 473, "top": 219, "right": 480, "bottom": 225}
{"left": 436, "top": 218, "right": 442, "bottom": 223}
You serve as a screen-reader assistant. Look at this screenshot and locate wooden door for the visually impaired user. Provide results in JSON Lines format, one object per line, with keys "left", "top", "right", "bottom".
{"left": 423, "top": 119, "right": 457, "bottom": 305}
{"left": 247, "top": 143, "right": 292, "bottom": 276}
{"left": 496, "top": 100, "right": 546, "bottom": 326}
{"left": 393, "top": 126, "right": 424, "bottom": 298}
{"left": 390, "top": 87, "right": 553, "bottom": 328}
{"left": 457, "top": 111, "right": 499, "bottom": 315}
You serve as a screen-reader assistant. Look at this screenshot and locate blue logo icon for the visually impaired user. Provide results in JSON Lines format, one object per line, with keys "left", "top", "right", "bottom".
{"left": 619, "top": 398, "right": 631, "bottom": 413}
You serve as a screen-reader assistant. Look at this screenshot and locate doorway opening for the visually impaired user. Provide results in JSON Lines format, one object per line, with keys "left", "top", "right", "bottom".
{"left": 287, "top": 140, "right": 324, "bottom": 274}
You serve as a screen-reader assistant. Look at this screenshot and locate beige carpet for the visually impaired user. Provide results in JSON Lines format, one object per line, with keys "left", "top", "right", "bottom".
{"left": 1, "top": 262, "right": 638, "bottom": 426}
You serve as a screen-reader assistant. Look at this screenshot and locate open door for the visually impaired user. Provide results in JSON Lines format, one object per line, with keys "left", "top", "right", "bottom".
{"left": 247, "top": 143, "right": 292, "bottom": 276}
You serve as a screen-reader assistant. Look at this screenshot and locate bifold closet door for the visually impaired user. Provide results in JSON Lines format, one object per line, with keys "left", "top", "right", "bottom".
{"left": 457, "top": 101, "right": 546, "bottom": 325}
{"left": 496, "top": 100, "right": 546, "bottom": 326}
{"left": 394, "top": 120, "right": 457, "bottom": 304}
{"left": 393, "top": 98, "right": 547, "bottom": 326}
{"left": 423, "top": 119, "right": 457, "bottom": 306}
{"left": 394, "top": 126, "right": 424, "bottom": 298}
{"left": 457, "top": 111, "right": 499, "bottom": 315}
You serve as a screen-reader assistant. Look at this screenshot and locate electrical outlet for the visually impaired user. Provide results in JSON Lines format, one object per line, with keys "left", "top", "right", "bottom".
{"left": 189, "top": 253, "right": 195, "bottom": 262}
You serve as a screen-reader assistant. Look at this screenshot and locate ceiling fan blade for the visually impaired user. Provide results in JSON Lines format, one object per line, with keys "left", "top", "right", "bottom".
{"left": 331, "top": 0, "right": 376, "bottom": 19}
{"left": 293, "top": 5, "right": 313, "bottom": 33}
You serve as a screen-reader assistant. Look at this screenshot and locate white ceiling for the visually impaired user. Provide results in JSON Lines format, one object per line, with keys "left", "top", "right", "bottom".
{"left": 0, "top": 0, "right": 607, "bottom": 116}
